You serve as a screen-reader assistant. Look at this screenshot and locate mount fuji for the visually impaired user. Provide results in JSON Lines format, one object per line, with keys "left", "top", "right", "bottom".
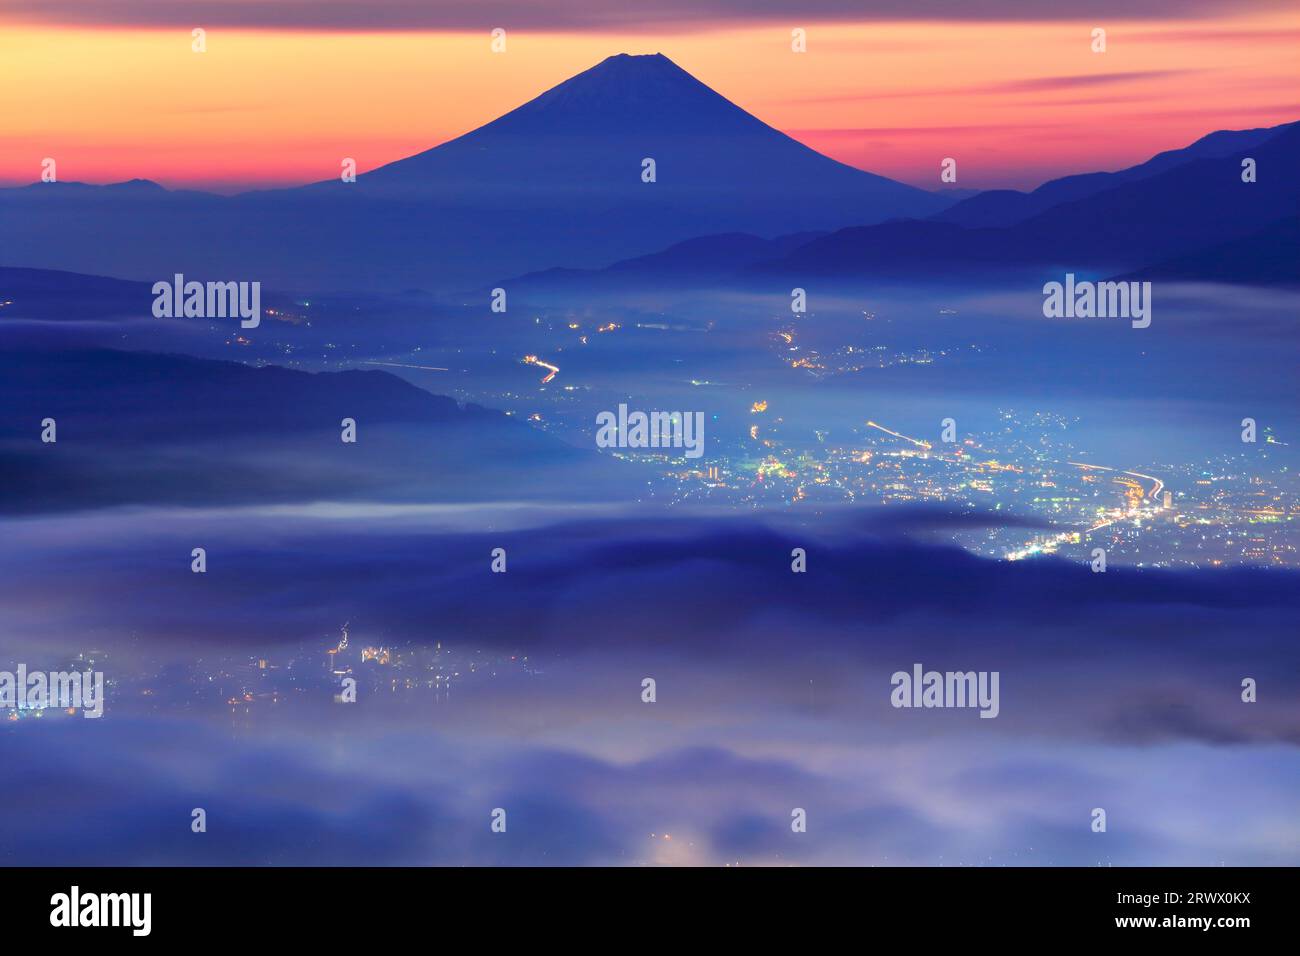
{"left": 0, "top": 53, "right": 945, "bottom": 293}
{"left": 347, "top": 53, "right": 940, "bottom": 216}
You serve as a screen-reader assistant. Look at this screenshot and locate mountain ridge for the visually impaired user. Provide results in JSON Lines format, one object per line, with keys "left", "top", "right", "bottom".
{"left": 497, "top": 115, "right": 1300, "bottom": 290}
{"left": 0, "top": 52, "right": 944, "bottom": 291}
{"left": 932, "top": 120, "right": 1300, "bottom": 228}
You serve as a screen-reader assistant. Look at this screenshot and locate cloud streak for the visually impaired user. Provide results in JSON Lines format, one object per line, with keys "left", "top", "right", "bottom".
{"left": 3, "top": 0, "right": 1291, "bottom": 32}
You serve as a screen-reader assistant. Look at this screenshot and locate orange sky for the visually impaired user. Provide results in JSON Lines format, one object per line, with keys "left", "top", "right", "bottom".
{"left": 2, "top": 13, "right": 1297, "bottom": 192}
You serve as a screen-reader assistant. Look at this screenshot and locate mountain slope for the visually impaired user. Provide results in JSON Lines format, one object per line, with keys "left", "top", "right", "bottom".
{"left": 0, "top": 54, "right": 943, "bottom": 293}
{"left": 757, "top": 120, "right": 1300, "bottom": 280}
{"left": 349, "top": 54, "right": 943, "bottom": 222}
{"left": 489, "top": 117, "right": 1300, "bottom": 291}
{"left": 0, "top": 348, "right": 628, "bottom": 513}
{"left": 510, "top": 230, "right": 828, "bottom": 291}
{"left": 933, "top": 121, "right": 1298, "bottom": 228}
{"left": 1117, "top": 217, "right": 1300, "bottom": 286}
{"left": 0, "top": 267, "right": 154, "bottom": 320}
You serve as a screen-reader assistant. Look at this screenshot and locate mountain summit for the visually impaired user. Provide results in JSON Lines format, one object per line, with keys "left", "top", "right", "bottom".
{"left": 357, "top": 52, "right": 943, "bottom": 225}
{"left": 466, "top": 53, "right": 776, "bottom": 135}
{"left": 0, "top": 53, "right": 944, "bottom": 291}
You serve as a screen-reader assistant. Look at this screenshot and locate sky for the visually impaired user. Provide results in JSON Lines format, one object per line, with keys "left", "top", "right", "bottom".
{"left": 2, "top": 2, "right": 1298, "bottom": 192}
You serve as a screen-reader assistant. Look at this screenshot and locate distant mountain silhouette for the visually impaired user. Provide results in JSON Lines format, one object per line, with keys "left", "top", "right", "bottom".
{"left": 491, "top": 117, "right": 1300, "bottom": 290}
{"left": 1117, "top": 217, "right": 1300, "bottom": 286}
{"left": 753, "top": 119, "right": 1300, "bottom": 281}
{"left": 347, "top": 54, "right": 942, "bottom": 217}
{"left": 0, "top": 266, "right": 308, "bottom": 322}
{"left": 12, "top": 178, "right": 170, "bottom": 195}
{"left": 0, "top": 53, "right": 944, "bottom": 293}
{"left": 510, "top": 230, "right": 828, "bottom": 291}
{"left": 933, "top": 121, "right": 1297, "bottom": 228}
{"left": 0, "top": 267, "right": 153, "bottom": 319}
{"left": 0, "top": 347, "right": 625, "bottom": 513}
{"left": 0, "top": 348, "right": 504, "bottom": 441}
